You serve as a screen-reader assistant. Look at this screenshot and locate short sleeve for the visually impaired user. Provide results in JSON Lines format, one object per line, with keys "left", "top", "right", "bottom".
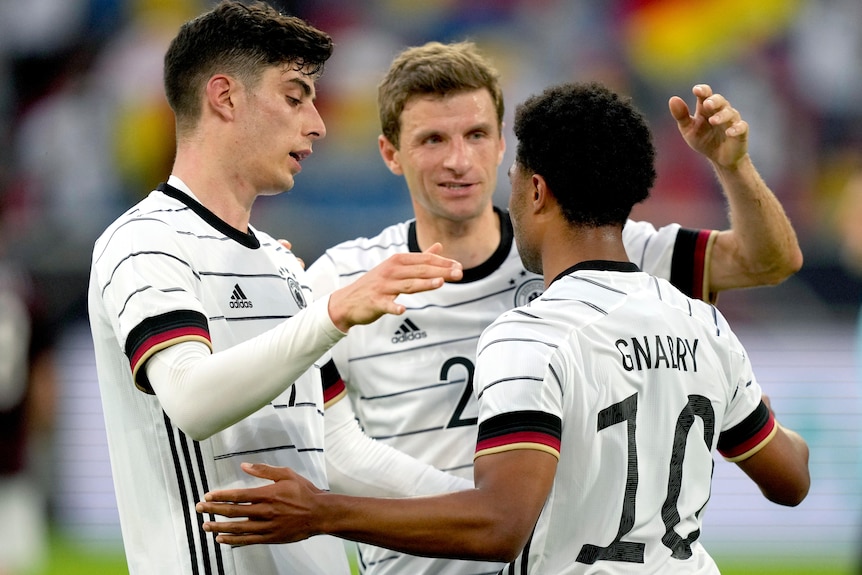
{"left": 473, "top": 314, "right": 563, "bottom": 460}
{"left": 91, "top": 218, "right": 211, "bottom": 390}
{"left": 623, "top": 219, "right": 718, "bottom": 302}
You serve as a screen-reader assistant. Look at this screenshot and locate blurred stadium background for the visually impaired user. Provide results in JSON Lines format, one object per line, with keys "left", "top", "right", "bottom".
{"left": 0, "top": 0, "right": 860, "bottom": 573}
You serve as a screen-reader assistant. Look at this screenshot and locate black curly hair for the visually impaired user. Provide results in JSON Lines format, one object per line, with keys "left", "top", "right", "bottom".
{"left": 513, "top": 82, "right": 656, "bottom": 227}
{"left": 164, "top": 0, "right": 333, "bottom": 133}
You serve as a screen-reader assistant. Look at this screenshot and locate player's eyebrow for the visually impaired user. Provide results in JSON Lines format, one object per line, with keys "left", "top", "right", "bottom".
{"left": 288, "top": 76, "right": 315, "bottom": 100}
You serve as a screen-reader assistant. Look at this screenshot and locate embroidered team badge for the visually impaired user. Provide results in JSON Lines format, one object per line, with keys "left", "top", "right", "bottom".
{"left": 286, "top": 276, "right": 307, "bottom": 309}
{"left": 514, "top": 278, "right": 544, "bottom": 307}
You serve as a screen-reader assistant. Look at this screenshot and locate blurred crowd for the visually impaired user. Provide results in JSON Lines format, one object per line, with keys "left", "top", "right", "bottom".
{"left": 0, "top": 0, "right": 861, "bottom": 326}
{"left": 0, "top": 0, "right": 861, "bottom": 571}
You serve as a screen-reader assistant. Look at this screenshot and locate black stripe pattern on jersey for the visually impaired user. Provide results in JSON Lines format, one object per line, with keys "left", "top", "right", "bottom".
{"left": 476, "top": 337, "right": 558, "bottom": 365}
{"left": 572, "top": 274, "right": 628, "bottom": 294}
{"left": 92, "top": 213, "right": 191, "bottom": 268}
{"left": 213, "top": 443, "right": 303, "bottom": 461}
{"left": 326, "top": 237, "right": 409, "bottom": 281}
{"left": 100, "top": 244, "right": 202, "bottom": 295}
{"left": 501, "top": 522, "right": 536, "bottom": 575}
{"left": 163, "top": 411, "right": 225, "bottom": 575}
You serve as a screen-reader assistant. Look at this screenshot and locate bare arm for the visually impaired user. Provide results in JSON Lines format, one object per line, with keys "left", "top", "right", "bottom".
{"left": 197, "top": 449, "right": 557, "bottom": 562}
{"left": 734, "top": 396, "right": 810, "bottom": 506}
{"left": 669, "top": 84, "right": 803, "bottom": 292}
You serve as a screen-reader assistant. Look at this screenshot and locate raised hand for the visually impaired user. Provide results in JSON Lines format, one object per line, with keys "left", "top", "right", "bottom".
{"left": 668, "top": 84, "right": 748, "bottom": 169}
{"left": 327, "top": 242, "right": 462, "bottom": 332}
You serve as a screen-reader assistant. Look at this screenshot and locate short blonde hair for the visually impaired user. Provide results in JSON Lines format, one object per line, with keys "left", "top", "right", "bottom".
{"left": 378, "top": 41, "right": 504, "bottom": 148}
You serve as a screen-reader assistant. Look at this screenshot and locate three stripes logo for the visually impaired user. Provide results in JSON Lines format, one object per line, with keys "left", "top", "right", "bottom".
{"left": 391, "top": 318, "right": 427, "bottom": 344}
{"left": 229, "top": 284, "right": 254, "bottom": 309}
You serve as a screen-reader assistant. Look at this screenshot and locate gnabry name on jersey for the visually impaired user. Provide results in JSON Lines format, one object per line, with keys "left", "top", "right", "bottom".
{"left": 615, "top": 335, "right": 699, "bottom": 372}
{"left": 391, "top": 318, "right": 426, "bottom": 344}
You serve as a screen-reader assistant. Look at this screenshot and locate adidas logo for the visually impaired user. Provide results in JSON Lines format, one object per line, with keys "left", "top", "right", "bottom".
{"left": 391, "top": 318, "right": 427, "bottom": 344}
{"left": 229, "top": 284, "right": 254, "bottom": 309}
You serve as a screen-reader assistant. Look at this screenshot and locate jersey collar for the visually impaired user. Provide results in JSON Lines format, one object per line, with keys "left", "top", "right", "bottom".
{"left": 549, "top": 260, "right": 641, "bottom": 287}
{"left": 407, "top": 206, "right": 513, "bottom": 284}
{"left": 157, "top": 182, "right": 261, "bottom": 249}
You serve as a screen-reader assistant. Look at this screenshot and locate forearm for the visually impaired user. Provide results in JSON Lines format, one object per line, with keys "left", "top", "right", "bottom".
{"left": 199, "top": 448, "right": 555, "bottom": 555}
{"left": 314, "top": 489, "right": 519, "bottom": 562}
{"left": 737, "top": 424, "right": 810, "bottom": 507}
{"left": 315, "top": 450, "right": 553, "bottom": 561}
{"left": 325, "top": 399, "right": 473, "bottom": 497}
{"left": 147, "top": 296, "right": 345, "bottom": 440}
{"left": 709, "top": 154, "right": 803, "bottom": 290}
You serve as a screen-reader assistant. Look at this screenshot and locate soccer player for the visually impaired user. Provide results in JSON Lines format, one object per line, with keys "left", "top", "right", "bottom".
{"left": 305, "top": 41, "right": 803, "bottom": 574}
{"left": 196, "top": 80, "right": 811, "bottom": 575}
{"left": 87, "top": 3, "right": 461, "bottom": 574}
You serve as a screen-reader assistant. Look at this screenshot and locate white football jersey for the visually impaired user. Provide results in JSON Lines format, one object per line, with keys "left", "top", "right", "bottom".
{"left": 307, "top": 208, "right": 717, "bottom": 575}
{"left": 88, "top": 179, "right": 351, "bottom": 575}
{"left": 474, "top": 261, "right": 774, "bottom": 575}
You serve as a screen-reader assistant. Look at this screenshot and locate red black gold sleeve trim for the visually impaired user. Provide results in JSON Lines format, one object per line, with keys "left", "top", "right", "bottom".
{"left": 125, "top": 310, "right": 211, "bottom": 394}
{"left": 321, "top": 359, "right": 347, "bottom": 408}
{"left": 670, "top": 228, "right": 718, "bottom": 303}
{"left": 475, "top": 411, "right": 562, "bottom": 460}
{"left": 717, "top": 401, "right": 777, "bottom": 462}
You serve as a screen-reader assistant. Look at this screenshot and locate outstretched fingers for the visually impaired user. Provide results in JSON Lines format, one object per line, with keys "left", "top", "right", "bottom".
{"left": 195, "top": 462, "right": 322, "bottom": 546}
{"left": 200, "top": 513, "right": 284, "bottom": 547}
{"left": 386, "top": 253, "right": 462, "bottom": 287}
{"left": 213, "top": 532, "right": 273, "bottom": 546}
{"left": 670, "top": 83, "right": 750, "bottom": 167}
{"left": 328, "top": 247, "right": 462, "bottom": 330}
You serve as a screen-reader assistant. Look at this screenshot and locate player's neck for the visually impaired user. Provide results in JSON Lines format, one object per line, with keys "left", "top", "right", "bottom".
{"left": 413, "top": 208, "right": 501, "bottom": 270}
{"left": 542, "top": 225, "right": 630, "bottom": 286}
{"left": 171, "top": 150, "right": 255, "bottom": 233}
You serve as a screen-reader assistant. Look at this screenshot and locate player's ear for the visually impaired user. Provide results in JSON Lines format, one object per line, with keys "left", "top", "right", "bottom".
{"left": 206, "top": 74, "right": 237, "bottom": 121}
{"left": 378, "top": 135, "right": 403, "bottom": 175}
{"left": 532, "top": 173, "right": 551, "bottom": 213}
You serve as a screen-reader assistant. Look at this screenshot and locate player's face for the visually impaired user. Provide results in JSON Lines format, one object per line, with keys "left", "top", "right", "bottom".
{"left": 380, "top": 89, "right": 505, "bottom": 224}
{"left": 237, "top": 65, "right": 326, "bottom": 195}
{"left": 508, "top": 160, "right": 543, "bottom": 275}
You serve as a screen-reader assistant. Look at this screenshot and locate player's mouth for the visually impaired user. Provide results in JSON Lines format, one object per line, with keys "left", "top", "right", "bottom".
{"left": 440, "top": 182, "right": 477, "bottom": 195}
{"left": 289, "top": 149, "right": 311, "bottom": 171}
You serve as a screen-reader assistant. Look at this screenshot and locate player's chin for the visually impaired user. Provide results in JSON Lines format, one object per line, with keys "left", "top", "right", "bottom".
{"left": 261, "top": 176, "right": 295, "bottom": 196}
